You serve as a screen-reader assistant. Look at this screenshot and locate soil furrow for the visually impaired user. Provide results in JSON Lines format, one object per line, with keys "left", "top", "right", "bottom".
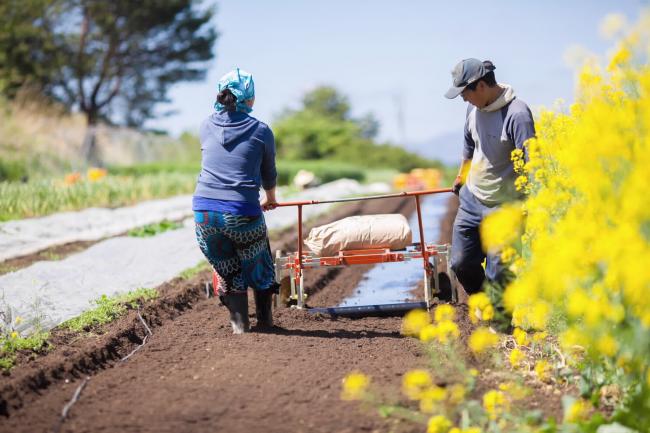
{"left": 1, "top": 196, "right": 428, "bottom": 433}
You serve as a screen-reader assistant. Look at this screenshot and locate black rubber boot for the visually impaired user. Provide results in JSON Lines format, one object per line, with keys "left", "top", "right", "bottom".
{"left": 220, "top": 292, "right": 250, "bottom": 334}
{"left": 254, "top": 290, "right": 274, "bottom": 328}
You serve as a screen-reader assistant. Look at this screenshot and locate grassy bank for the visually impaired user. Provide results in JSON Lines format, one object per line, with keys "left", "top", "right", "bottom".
{"left": 0, "top": 173, "right": 196, "bottom": 222}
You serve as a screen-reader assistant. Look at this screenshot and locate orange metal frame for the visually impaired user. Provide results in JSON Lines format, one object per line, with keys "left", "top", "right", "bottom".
{"left": 274, "top": 187, "right": 453, "bottom": 308}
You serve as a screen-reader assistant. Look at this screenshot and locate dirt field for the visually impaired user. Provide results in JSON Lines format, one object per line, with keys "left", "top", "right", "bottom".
{"left": 0, "top": 194, "right": 564, "bottom": 433}
{"left": 0, "top": 196, "right": 433, "bottom": 433}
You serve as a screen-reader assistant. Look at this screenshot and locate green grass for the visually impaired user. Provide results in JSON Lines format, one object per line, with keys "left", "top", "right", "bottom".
{"left": 107, "top": 161, "right": 200, "bottom": 177}
{"left": 0, "top": 329, "right": 50, "bottom": 371}
{"left": 363, "top": 168, "right": 399, "bottom": 184}
{"left": 0, "top": 157, "right": 445, "bottom": 222}
{"left": 62, "top": 288, "right": 159, "bottom": 332}
{"left": 0, "top": 173, "right": 196, "bottom": 222}
{"left": 179, "top": 260, "right": 210, "bottom": 280}
{"left": 128, "top": 220, "right": 183, "bottom": 237}
{"left": 0, "top": 263, "right": 18, "bottom": 275}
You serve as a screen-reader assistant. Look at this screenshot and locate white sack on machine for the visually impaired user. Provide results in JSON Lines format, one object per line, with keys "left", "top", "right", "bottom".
{"left": 304, "top": 214, "right": 412, "bottom": 256}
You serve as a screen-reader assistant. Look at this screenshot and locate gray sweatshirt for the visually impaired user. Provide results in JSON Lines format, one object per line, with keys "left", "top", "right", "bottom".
{"left": 194, "top": 111, "right": 277, "bottom": 203}
{"left": 463, "top": 84, "right": 535, "bottom": 206}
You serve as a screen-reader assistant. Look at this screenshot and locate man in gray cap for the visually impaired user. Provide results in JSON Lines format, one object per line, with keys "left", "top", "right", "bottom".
{"left": 445, "top": 58, "right": 535, "bottom": 294}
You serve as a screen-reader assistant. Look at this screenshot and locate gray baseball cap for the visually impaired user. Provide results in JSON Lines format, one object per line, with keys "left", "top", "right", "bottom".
{"left": 444, "top": 58, "right": 495, "bottom": 99}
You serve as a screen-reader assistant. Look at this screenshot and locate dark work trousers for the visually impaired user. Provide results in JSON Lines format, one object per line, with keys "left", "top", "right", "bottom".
{"left": 450, "top": 185, "right": 506, "bottom": 294}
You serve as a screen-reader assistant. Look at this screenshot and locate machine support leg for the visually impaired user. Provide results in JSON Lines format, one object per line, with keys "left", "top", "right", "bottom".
{"left": 433, "top": 255, "right": 440, "bottom": 298}
{"left": 297, "top": 273, "right": 305, "bottom": 309}
{"left": 290, "top": 268, "right": 297, "bottom": 303}
{"left": 423, "top": 266, "right": 431, "bottom": 309}
{"left": 445, "top": 245, "right": 458, "bottom": 303}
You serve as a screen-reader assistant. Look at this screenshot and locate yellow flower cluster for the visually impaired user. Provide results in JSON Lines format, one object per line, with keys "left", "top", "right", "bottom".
{"left": 468, "top": 327, "right": 499, "bottom": 354}
{"left": 87, "top": 167, "right": 108, "bottom": 182}
{"left": 63, "top": 167, "right": 108, "bottom": 186}
{"left": 482, "top": 390, "right": 510, "bottom": 420}
{"left": 427, "top": 415, "right": 452, "bottom": 433}
{"left": 402, "top": 369, "right": 433, "bottom": 400}
{"left": 512, "top": 327, "right": 527, "bottom": 346}
{"left": 487, "top": 11, "right": 650, "bottom": 404}
{"left": 467, "top": 293, "right": 494, "bottom": 324}
{"left": 534, "top": 360, "right": 551, "bottom": 382}
{"left": 341, "top": 372, "right": 370, "bottom": 401}
{"left": 508, "top": 348, "right": 525, "bottom": 369}
{"left": 564, "top": 399, "right": 591, "bottom": 423}
{"left": 479, "top": 203, "right": 524, "bottom": 254}
{"left": 402, "top": 309, "right": 431, "bottom": 337}
{"left": 420, "top": 305, "right": 460, "bottom": 344}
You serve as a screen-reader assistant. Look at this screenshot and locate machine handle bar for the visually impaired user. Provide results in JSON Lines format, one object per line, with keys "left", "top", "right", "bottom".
{"left": 276, "top": 187, "right": 453, "bottom": 207}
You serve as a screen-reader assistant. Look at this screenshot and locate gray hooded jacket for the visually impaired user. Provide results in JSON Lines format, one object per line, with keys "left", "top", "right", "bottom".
{"left": 463, "top": 84, "right": 535, "bottom": 206}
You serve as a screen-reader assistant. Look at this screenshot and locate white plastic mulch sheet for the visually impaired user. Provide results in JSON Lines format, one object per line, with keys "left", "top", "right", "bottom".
{"left": 0, "top": 180, "right": 390, "bottom": 333}
{"left": 0, "top": 195, "right": 193, "bottom": 262}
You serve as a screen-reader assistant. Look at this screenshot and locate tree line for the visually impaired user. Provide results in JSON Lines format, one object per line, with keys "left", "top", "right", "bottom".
{"left": 0, "top": 0, "right": 216, "bottom": 163}
{"left": 0, "top": 1, "right": 438, "bottom": 171}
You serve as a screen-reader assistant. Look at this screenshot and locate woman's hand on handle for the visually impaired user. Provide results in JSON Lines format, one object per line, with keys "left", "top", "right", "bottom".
{"left": 261, "top": 187, "right": 278, "bottom": 211}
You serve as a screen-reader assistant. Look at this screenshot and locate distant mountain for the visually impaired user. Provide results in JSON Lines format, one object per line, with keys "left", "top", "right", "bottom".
{"left": 404, "top": 131, "right": 464, "bottom": 165}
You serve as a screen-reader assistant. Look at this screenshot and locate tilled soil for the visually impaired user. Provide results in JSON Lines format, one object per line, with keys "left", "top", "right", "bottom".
{"left": 1, "top": 196, "right": 430, "bottom": 433}
{"left": 0, "top": 194, "right": 565, "bottom": 433}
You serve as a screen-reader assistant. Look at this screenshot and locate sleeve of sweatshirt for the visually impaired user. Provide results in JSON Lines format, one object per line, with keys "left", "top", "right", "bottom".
{"left": 462, "top": 107, "right": 476, "bottom": 160}
{"left": 260, "top": 125, "right": 277, "bottom": 190}
{"left": 508, "top": 107, "right": 536, "bottom": 160}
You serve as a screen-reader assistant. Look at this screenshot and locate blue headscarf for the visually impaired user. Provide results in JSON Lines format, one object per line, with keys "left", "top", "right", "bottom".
{"left": 214, "top": 68, "right": 255, "bottom": 113}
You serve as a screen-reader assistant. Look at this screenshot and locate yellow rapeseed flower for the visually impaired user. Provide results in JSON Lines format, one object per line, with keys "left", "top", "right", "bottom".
{"left": 564, "top": 399, "right": 591, "bottom": 423}
{"left": 534, "top": 360, "right": 551, "bottom": 382}
{"left": 341, "top": 372, "right": 370, "bottom": 401}
{"left": 500, "top": 246, "right": 517, "bottom": 263}
{"left": 402, "top": 309, "right": 431, "bottom": 337}
{"left": 434, "top": 304, "right": 456, "bottom": 323}
{"left": 597, "top": 334, "right": 619, "bottom": 357}
{"left": 514, "top": 175, "right": 528, "bottom": 192}
{"left": 483, "top": 390, "right": 510, "bottom": 420}
{"left": 14, "top": 316, "right": 23, "bottom": 325}
{"left": 403, "top": 369, "right": 433, "bottom": 400}
{"left": 480, "top": 203, "right": 524, "bottom": 253}
{"left": 532, "top": 331, "right": 547, "bottom": 344}
{"left": 10, "top": 331, "right": 18, "bottom": 339}
{"left": 435, "top": 320, "right": 460, "bottom": 344}
{"left": 419, "top": 324, "right": 439, "bottom": 343}
{"left": 468, "top": 293, "right": 494, "bottom": 324}
{"left": 513, "top": 327, "right": 528, "bottom": 346}
{"left": 509, "top": 348, "right": 525, "bottom": 368}
{"left": 468, "top": 327, "right": 499, "bottom": 354}
{"left": 427, "top": 415, "right": 452, "bottom": 433}
{"left": 87, "top": 167, "right": 108, "bottom": 182}
{"left": 448, "top": 384, "right": 466, "bottom": 405}
{"left": 419, "top": 386, "right": 447, "bottom": 413}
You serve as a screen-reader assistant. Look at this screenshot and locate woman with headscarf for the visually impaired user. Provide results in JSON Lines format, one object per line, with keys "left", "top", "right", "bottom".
{"left": 193, "top": 68, "right": 279, "bottom": 334}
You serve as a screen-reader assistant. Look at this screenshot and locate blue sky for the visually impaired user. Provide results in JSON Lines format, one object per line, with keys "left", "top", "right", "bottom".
{"left": 148, "top": 0, "right": 647, "bottom": 162}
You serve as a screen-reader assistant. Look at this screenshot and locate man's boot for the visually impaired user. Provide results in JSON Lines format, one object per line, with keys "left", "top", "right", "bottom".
{"left": 254, "top": 289, "right": 274, "bottom": 328}
{"left": 220, "top": 291, "right": 250, "bottom": 334}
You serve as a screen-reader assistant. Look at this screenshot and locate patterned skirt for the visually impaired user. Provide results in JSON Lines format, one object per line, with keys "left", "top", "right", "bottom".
{"left": 194, "top": 211, "right": 276, "bottom": 295}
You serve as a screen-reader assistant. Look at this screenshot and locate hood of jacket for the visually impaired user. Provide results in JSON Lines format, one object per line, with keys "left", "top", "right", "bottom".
{"left": 206, "top": 111, "right": 258, "bottom": 148}
{"left": 479, "top": 84, "right": 516, "bottom": 113}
